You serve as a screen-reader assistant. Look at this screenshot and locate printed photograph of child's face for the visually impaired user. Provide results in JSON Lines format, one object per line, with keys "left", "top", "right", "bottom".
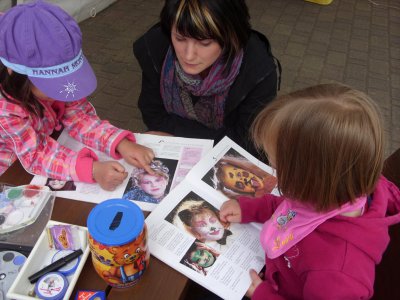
{"left": 202, "top": 148, "right": 277, "bottom": 198}
{"left": 189, "top": 208, "right": 225, "bottom": 242}
{"left": 180, "top": 242, "right": 220, "bottom": 276}
{"left": 122, "top": 158, "right": 177, "bottom": 204}
{"left": 139, "top": 172, "right": 168, "bottom": 199}
{"left": 165, "top": 192, "right": 233, "bottom": 252}
{"left": 190, "top": 248, "right": 215, "bottom": 268}
{"left": 45, "top": 179, "right": 76, "bottom": 192}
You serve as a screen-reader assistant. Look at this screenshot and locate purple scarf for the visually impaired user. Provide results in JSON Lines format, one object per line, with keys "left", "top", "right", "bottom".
{"left": 160, "top": 47, "right": 243, "bottom": 129}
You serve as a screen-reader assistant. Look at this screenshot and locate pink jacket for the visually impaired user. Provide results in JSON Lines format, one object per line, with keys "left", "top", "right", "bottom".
{"left": 239, "top": 176, "right": 400, "bottom": 300}
{"left": 0, "top": 96, "right": 135, "bottom": 182}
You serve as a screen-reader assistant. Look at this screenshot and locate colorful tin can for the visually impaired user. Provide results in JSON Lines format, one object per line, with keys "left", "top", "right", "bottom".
{"left": 87, "top": 199, "right": 149, "bottom": 288}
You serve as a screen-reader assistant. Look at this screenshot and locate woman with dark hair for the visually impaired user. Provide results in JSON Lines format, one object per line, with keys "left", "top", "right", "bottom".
{"left": 133, "top": 0, "right": 280, "bottom": 159}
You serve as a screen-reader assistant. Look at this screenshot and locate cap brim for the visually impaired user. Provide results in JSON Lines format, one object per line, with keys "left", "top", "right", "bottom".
{"left": 29, "top": 55, "right": 97, "bottom": 102}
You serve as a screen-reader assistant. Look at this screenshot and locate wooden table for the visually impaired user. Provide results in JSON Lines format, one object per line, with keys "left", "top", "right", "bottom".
{"left": 0, "top": 162, "right": 189, "bottom": 300}
{"left": 3, "top": 148, "right": 399, "bottom": 299}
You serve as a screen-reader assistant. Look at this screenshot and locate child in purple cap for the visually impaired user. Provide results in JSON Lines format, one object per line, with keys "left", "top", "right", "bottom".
{"left": 0, "top": 1, "right": 155, "bottom": 191}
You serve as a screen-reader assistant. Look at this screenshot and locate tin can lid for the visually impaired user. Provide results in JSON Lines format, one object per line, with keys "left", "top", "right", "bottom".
{"left": 87, "top": 199, "right": 144, "bottom": 246}
{"left": 34, "top": 272, "right": 68, "bottom": 300}
{"left": 51, "top": 250, "right": 80, "bottom": 276}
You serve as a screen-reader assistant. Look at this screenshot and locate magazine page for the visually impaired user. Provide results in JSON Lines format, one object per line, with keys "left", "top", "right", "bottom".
{"left": 146, "top": 136, "right": 278, "bottom": 299}
{"left": 30, "top": 130, "right": 213, "bottom": 210}
{"left": 186, "top": 136, "right": 279, "bottom": 229}
{"left": 145, "top": 182, "right": 265, "bottom": 300}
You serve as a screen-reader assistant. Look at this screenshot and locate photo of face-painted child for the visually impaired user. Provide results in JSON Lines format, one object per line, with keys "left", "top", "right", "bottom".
{"left": 123, "top": 159, "right": 177, "bottom": 204}
{"left": 45, "top": 178, "right": 77, "bottom": 191}
{"left": 180, "top": 242, "right": 220, "bottom": 276}
{"left": 202, "top": 148, "right": 276, "bottom": 198}
{"left": 165, "top": 192, "right": 233, "bottom": 252}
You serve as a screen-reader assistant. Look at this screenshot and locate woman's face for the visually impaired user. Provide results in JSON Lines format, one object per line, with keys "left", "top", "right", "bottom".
{"left": 190, "top": 249, "right": 215, "bottom": 268}
{"left": 220, "top": 164, "right": 264, "bottom": 194}
{"left": 49, "top": 179, "right": 66, "bottom": 190}
{"left": 171, "top": 25, "right": 222, "bottom": 76}
{"left": 191, "top": 209, "right": 224, "bottom": 241}
{"left": 139, "top": 173, "right": 168, "bottom": 199}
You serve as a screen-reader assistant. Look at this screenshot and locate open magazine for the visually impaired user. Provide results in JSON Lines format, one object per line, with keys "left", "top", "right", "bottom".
{"left": 145, "top": 136, "right": 279, "bottom": 300}
{"left": 30, "top": 130, "right": 213, "bottom": 211}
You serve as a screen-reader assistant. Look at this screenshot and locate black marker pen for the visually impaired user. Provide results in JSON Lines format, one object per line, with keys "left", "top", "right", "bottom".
{"left": 28, "top": 248, "right": 83, "bottom": 283}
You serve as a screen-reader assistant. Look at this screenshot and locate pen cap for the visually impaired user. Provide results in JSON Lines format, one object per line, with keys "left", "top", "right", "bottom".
{"left": 87, "top": 199, "right": 144, "bottom": 246}
{"left": 51, "top": 250, "right": 80, "bottom": 276}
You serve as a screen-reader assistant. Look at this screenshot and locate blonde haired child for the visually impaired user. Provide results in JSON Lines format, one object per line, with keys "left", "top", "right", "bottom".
{"left": 220, "top": 83, "right": 400, "bottom": 299}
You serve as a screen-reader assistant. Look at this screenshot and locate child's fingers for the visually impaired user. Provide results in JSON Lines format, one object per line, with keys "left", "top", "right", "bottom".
{"left": 220, "top": 210, "right": 238, "bottom": 223}
{"left": 146, "top": 149, "right": 155, "bottom": 161}
{"left": 110, "top": 161, "right": 126, "bottom": 173}
{"left": 219, "top": 208, "right": 229, "bottom": 222}
{"left": 220, "top": 203, "right": 234, "bottom": 221}
{"left": 220, "top": 200, "right": 241, "bottom": 222}
{"left": 225, "top": 214, "right": 238, "bottom": 223}
{"left": 140, "top": 161, "right": 155, "bottom": 175}
{"left": 249, "top": 269, "right": 263, "bottom": 284}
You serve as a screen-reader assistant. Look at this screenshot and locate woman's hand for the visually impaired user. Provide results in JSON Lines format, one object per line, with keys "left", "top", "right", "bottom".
{"left": 117, "top": 139, "right": 155, "bottom": 174}
{"left": 145, "top": 131, "right": 174, "bottom": 136}
{"left": 92, "top": 161, "right": 128, "bottom": 191}
{"left": 245, "top": 269, "right": 263, "bottom": 298}
{"left": 219, "top": 199, "right": 242, "bottom": 223}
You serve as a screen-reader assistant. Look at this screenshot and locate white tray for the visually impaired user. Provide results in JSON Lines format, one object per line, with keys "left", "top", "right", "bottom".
{"left": 7, "top": 220, "right": 90, "bottom": 300}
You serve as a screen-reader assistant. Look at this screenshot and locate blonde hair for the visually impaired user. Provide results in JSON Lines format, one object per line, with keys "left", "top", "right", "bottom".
{"left": 251, "top": 83, "right": 384, "bottom": 211}
{"left": 131, "top": 160, "right": 169, "bottom": 187}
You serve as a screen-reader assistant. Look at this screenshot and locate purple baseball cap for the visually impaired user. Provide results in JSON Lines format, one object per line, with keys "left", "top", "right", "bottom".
{"left": 0, "top": 1, "right": 97, "bottom": 102}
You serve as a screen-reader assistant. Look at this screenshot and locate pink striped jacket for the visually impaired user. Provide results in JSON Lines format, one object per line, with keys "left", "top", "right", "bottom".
{"left": 0, "top": 96, "right": 134, "bottom": 182}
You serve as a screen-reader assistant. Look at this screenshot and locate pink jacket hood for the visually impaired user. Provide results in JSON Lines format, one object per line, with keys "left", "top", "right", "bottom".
{"left": 317, "top": 176, "right": 400, "bottom": 265}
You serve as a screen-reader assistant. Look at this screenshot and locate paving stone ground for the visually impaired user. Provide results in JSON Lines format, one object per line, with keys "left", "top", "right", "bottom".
{"left": 79, "top": 0, "right": 400, "bottom": 157}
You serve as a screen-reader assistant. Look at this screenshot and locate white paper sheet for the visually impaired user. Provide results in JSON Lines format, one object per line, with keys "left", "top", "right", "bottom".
{"left": 31, "top": 130, "right": 213, "bottom": 211}
{"left": 145, "top": 136, "right": 279, "bottom": 300}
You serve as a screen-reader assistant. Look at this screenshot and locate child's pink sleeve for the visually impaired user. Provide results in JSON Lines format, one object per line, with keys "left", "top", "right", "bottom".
{"left": 0, "top": 116, "right": 91, "bottom": 182}
{"left": 109, "top": 130, "right": 136, "bottom": 159}
{"left": 61, "top": 99, "right": 137, "bottom": 159}
{"left": 239, "top": 194, "right": 282, "bottom": 224}
{"left": 74, "top": 148, "right": 98, "bottom": 183}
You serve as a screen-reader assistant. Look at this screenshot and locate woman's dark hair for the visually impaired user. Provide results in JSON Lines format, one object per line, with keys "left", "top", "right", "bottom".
{"left": 0, "top": 62, "right": 43, "bottom": 117}
{"left": 160, "top": 0, "right": 251, "bottom": 72}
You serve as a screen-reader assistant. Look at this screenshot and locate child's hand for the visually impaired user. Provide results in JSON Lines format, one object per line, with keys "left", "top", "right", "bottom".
{"left": 220, "top": 199, "right": 242, "bottom": 223}
{"left": 245, "top": 269, "right": 263, "bottom": 298}
{"left": 92, "top": 161, "right": 128, "bottom": 191}
{"left": 117, "top": 139, "right": 155, "bottom": 174}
